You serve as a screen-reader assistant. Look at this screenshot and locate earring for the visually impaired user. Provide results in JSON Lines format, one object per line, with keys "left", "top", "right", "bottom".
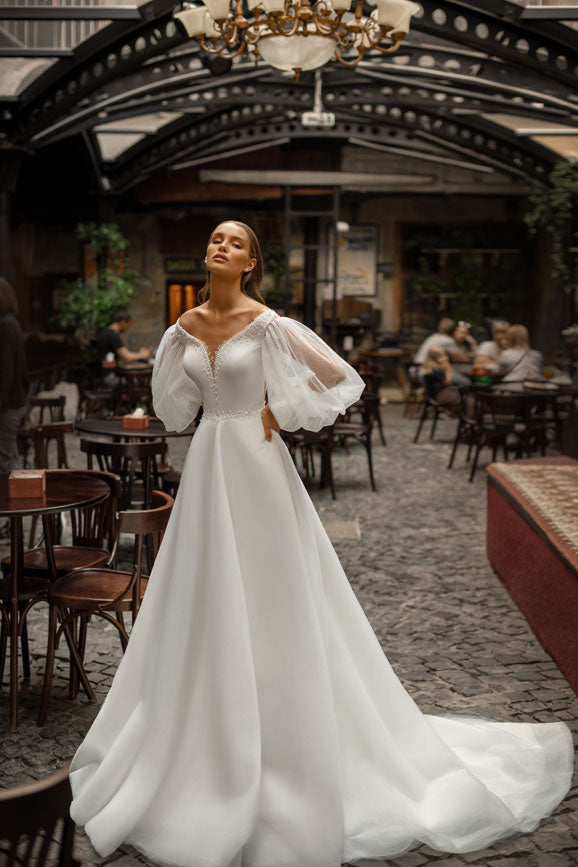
{"left": 204, "top": 257, "right": 207, "bottom": 264}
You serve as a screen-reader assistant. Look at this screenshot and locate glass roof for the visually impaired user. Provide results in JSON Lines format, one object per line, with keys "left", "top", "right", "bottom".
{"left": 1, "top": 0, "right": 577, "bottom": 183}
{"left": 0, "top": 0, "right": 146, "bottom": 96}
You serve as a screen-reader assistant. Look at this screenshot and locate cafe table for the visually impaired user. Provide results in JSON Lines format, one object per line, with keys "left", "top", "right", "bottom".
{"left": 0, "top": 470, "right": 110, "bottom": 732}
{"left": 75, "top": 417, "right": 196, "bottom": 441}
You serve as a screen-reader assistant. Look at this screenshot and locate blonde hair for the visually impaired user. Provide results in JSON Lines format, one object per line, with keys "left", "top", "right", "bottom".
{"left": 421, "top": 345, "right": 448, "bottom": 373}
{"left": 506, "top": 324, "right": 530, "bottom": 352}
{"left": 492, "top": 320, "right": 509, "bottom": 339}
{"left": 0, "top": 277, "right": 18, "bottom": 316}
{"left": 198, "top": 220, "right": 266, "bottom": 305}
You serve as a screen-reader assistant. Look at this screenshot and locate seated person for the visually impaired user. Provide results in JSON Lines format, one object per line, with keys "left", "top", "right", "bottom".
{"left": 475, "top": 320, "right": 509, "bottom": 371}
{"left": 414, "top": 318, "right": 473, "bottom": 366}
{"left": 453, "top": 320, "right": 478, "bottom": 361}
{"left": 95, "top": 312, "right": 150, "bottom": 366}
{"left": 497, "top": 324, "right": 543, "bottom": 384}
{"left": 420, "top": 346, "right": 462, "bottom": 411}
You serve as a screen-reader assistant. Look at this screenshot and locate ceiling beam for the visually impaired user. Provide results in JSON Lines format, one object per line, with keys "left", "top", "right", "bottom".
{"left": 0, "top": 47, "right": 74, "bottom": 57}
{"left": 0, "top": 5, "right": 141, "bottom": 19}
{"left": 520, "top": 6, "right": 578, "bottom": 20}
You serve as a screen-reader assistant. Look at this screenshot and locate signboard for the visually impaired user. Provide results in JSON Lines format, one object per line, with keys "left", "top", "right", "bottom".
{"left": 165, "top": 257, "right": 205, "bottom": 274}
{"left": 337, "top": 225, "right": 378, "bottom": 297}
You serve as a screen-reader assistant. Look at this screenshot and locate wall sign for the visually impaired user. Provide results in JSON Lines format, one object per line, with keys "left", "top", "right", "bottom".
{"left": 165, "top": 256, "right": 205, "bottom": 274}
{"left": 337, "top": 225, "right": 378, "bottom": 297}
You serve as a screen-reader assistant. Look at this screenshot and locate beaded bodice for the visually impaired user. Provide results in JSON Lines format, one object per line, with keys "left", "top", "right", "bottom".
{"left": 174, "top": 309, "right": 277, "bottom": 419}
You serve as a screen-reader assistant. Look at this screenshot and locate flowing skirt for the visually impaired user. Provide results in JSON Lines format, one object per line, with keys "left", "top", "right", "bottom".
{"left": 70, "top": 414, "right": 573, "bottom": 867}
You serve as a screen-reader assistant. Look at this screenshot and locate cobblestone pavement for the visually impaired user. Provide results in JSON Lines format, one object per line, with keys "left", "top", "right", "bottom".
{"left": 1, "top": 407, "right": 576, "bottom": 867}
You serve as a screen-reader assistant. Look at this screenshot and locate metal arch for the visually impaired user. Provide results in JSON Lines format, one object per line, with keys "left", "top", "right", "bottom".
{"left": 106, "top": 100, "right": 555, "bottom": 191}
{"left": 410, "top": 0, "right": 578, "bottom": 90}
{"left": 7, "top": 0, "right": 578, "bottom": 142}
{"left": 7, "top": 0, "right": 185, "bottom": 141}
{"left": 21, "top": 53, "right": 578, "bottom": 150}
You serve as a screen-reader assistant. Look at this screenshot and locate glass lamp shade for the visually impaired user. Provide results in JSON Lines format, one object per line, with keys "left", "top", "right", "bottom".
{"left": 203, "top": 0, "right": 230, "bottom": 19}
{"left": 258, "top": 34, "right": 336, "bottom": 70}
{"left": 174, "top": 5, "right": 206, "bottom": 35}
{"left": 204, "top": 9, "right": 222, "bottom": 35}
{"left": 375, "top": 0, "right": 419, "bottom": 32}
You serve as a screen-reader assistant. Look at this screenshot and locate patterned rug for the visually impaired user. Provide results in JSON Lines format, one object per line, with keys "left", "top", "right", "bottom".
{"left": 491, "top": 464, "right": 578, "bottom": 556}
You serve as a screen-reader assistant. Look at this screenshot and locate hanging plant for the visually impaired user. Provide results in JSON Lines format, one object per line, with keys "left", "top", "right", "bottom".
{"left": 524, "top": 159, "right": 578, "bottom": 301}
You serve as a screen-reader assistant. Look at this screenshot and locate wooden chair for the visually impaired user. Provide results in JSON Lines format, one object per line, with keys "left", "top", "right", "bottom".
{"left": 466, "top": 392, "right": 538, "bottom": 482}
{"left": 113, "top": 368, "right": 153, "bottom": 416}
{"left": 286, "top": 426, "right": 336, "bottom": 499}
{"left": 38, "top": 490, "right": 174, "bottom": 725}
{"left": 80, "top": 438, "right": 163, "bottom": 509}
{"left": 0, "top": 764, "right": 77, "bottom": 867}
{"left": 333, "top": 393, "right": 379, "bottom": 492}
{"left": 30, "top": 395, "right": 66, "bottom": 424}
{"left": 17, "top": 420, "right": 73, "bottom": 472}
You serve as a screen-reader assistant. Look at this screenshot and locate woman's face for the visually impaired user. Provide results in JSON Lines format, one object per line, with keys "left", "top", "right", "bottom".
{"left": 206, "top": 222, "right": 256, "bottom": 279}
{"left": 454, "top": 325, "right": 468, "bottom": 343}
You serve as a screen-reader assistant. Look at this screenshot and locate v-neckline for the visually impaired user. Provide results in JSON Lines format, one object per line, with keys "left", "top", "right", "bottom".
{"left": 176, "top": 309, "right": 271, "bottom": 377}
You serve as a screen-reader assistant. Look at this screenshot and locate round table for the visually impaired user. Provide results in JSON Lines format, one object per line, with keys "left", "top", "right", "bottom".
{"left": 75, "top": 418, "right": 196, "bottom": 440}
{"left": 0, "top": 470, "right": 110, "bottom": 731}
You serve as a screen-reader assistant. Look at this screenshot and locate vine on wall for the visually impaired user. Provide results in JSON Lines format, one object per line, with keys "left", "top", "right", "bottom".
{"left": 524, "top": 159, "right": 578, "bottom": 311}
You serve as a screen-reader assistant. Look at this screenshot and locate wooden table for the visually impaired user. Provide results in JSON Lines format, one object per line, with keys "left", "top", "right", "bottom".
{"left": 0, "top": 471, "right": 110, "bottom": 731}
{"left": 75, "top": 418, "right": 196, "bottom": 440}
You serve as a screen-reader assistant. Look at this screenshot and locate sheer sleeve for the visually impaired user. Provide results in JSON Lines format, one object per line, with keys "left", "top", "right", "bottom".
{"left": 262, "top": 316, "right": 365, "bottom": 432}
{"left": 152, "top": 326, "right": 202, "bottom": 432}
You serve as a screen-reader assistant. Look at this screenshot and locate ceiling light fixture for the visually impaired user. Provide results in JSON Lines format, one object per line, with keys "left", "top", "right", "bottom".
{"left": 174, "top": 0, "right": 420, "bottom": 78}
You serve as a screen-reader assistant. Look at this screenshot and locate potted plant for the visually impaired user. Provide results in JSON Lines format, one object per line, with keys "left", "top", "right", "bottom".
{"left": 58, "top": 223, "right": 147, "bottom": 359}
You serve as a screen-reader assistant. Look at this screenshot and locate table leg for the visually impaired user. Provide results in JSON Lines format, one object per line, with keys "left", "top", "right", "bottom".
{"left": 9, "top": 516, "right": 23, "bottom": 732}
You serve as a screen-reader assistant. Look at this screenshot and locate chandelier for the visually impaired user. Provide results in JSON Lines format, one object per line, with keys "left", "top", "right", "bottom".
{"left": 174, "top": 0, "right": 420, "bottom": 77}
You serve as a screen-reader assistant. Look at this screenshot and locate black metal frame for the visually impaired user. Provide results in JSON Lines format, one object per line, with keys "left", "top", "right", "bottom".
{"left": 1, "top": 0, "right": 577, "bottom": 191}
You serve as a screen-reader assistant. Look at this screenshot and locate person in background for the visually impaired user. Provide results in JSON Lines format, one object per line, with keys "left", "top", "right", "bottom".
{"left": 0, "top": 278, "right": 30, "bottom": 538}
{"left": 498, "top": 324, "right": 543, "bottom": 384}
{"left": 475, "top": 320, "right": 509, "bottom": 371}
{"left": 95, "top": 312, "right": 150, "bottom": 366}
{"left": 420, "top": 346, "right": 462, "bottom": 411}
{"left": 453, "top": 320, "right": 478, "bottom": 360}
{"left": 413, "top": 317, "right": 459, "bottom": 365}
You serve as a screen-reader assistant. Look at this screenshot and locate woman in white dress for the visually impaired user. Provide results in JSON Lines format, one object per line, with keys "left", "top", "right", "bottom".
{"left": 69, "top": 221, "right": 573, "bottom": 867}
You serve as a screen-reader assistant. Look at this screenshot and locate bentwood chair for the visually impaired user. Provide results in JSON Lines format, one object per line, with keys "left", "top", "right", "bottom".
{"left": 333, "top": 393, "right": 379, "bottom": 492}
{"left": 38, "top": 490, "right": 174, "bottom": 725}
{"left": 0, "top": 764, "right": 78, "bottom": 867}
{"left": 81, "top": 438, "right": 163, "bottom": 509}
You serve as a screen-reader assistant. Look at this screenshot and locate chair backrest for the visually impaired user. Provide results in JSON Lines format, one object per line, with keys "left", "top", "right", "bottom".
{"left": 30, "top": 396, "right": 66, "bottom": 424}
{"left": 59, "top": 468, "right": 121, "bottom": 550}
{"left": 30, "top": 422, "right": 74, "bottom": 469}
{"left": 360, "top": 392, "right": 380, "bottom": 431}
{"left": 0, "top": 765, "right": 75, "bottom": 867}
{"left": 101, "top": 490, "right": 174, "bottom": 616}
{"left": 80, "top": 438, "right": 164, "bottom": 509}
{"left": 477, "top": 392, "right": 529, "bottom": 429}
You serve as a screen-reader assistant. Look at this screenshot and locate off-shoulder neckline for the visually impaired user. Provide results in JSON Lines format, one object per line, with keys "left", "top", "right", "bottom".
{"left": 174, "top": 309, "right": 276, "bottom": 374}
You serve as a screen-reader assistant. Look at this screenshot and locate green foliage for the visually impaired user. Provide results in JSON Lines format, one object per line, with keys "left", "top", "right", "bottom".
{"left": 524, "top": 159, "right": 578, "bottom": 295}
{"left": 262, "top": 245, "right": 286, "bottom": 307}
{"left": 58, "top": 223, "right": 146, "bottom": 356}
{"left": 405, "top": 225, "right": 526, "bottom": 327}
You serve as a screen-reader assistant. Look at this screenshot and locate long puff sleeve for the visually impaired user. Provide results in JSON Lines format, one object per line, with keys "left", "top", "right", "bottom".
{"left": 262, "top": 316, "right": 365, "bottom": 432}
{"left": 152, "top": 326, "right": 202, "bottom": 432}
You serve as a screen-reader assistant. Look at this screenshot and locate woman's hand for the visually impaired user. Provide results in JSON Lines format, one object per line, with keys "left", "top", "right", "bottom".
{"left": 262, "top": 405, "right": 280, "bottom": 442}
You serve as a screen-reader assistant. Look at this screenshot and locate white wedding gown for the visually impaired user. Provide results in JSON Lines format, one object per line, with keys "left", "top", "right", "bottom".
{"left": 70, "top": 308, "right": 573, "bottom": 867}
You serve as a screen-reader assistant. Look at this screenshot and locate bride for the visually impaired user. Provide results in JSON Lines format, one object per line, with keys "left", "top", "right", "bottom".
{"left": 70, "top": 220, "right": 573, "bottom": 867}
